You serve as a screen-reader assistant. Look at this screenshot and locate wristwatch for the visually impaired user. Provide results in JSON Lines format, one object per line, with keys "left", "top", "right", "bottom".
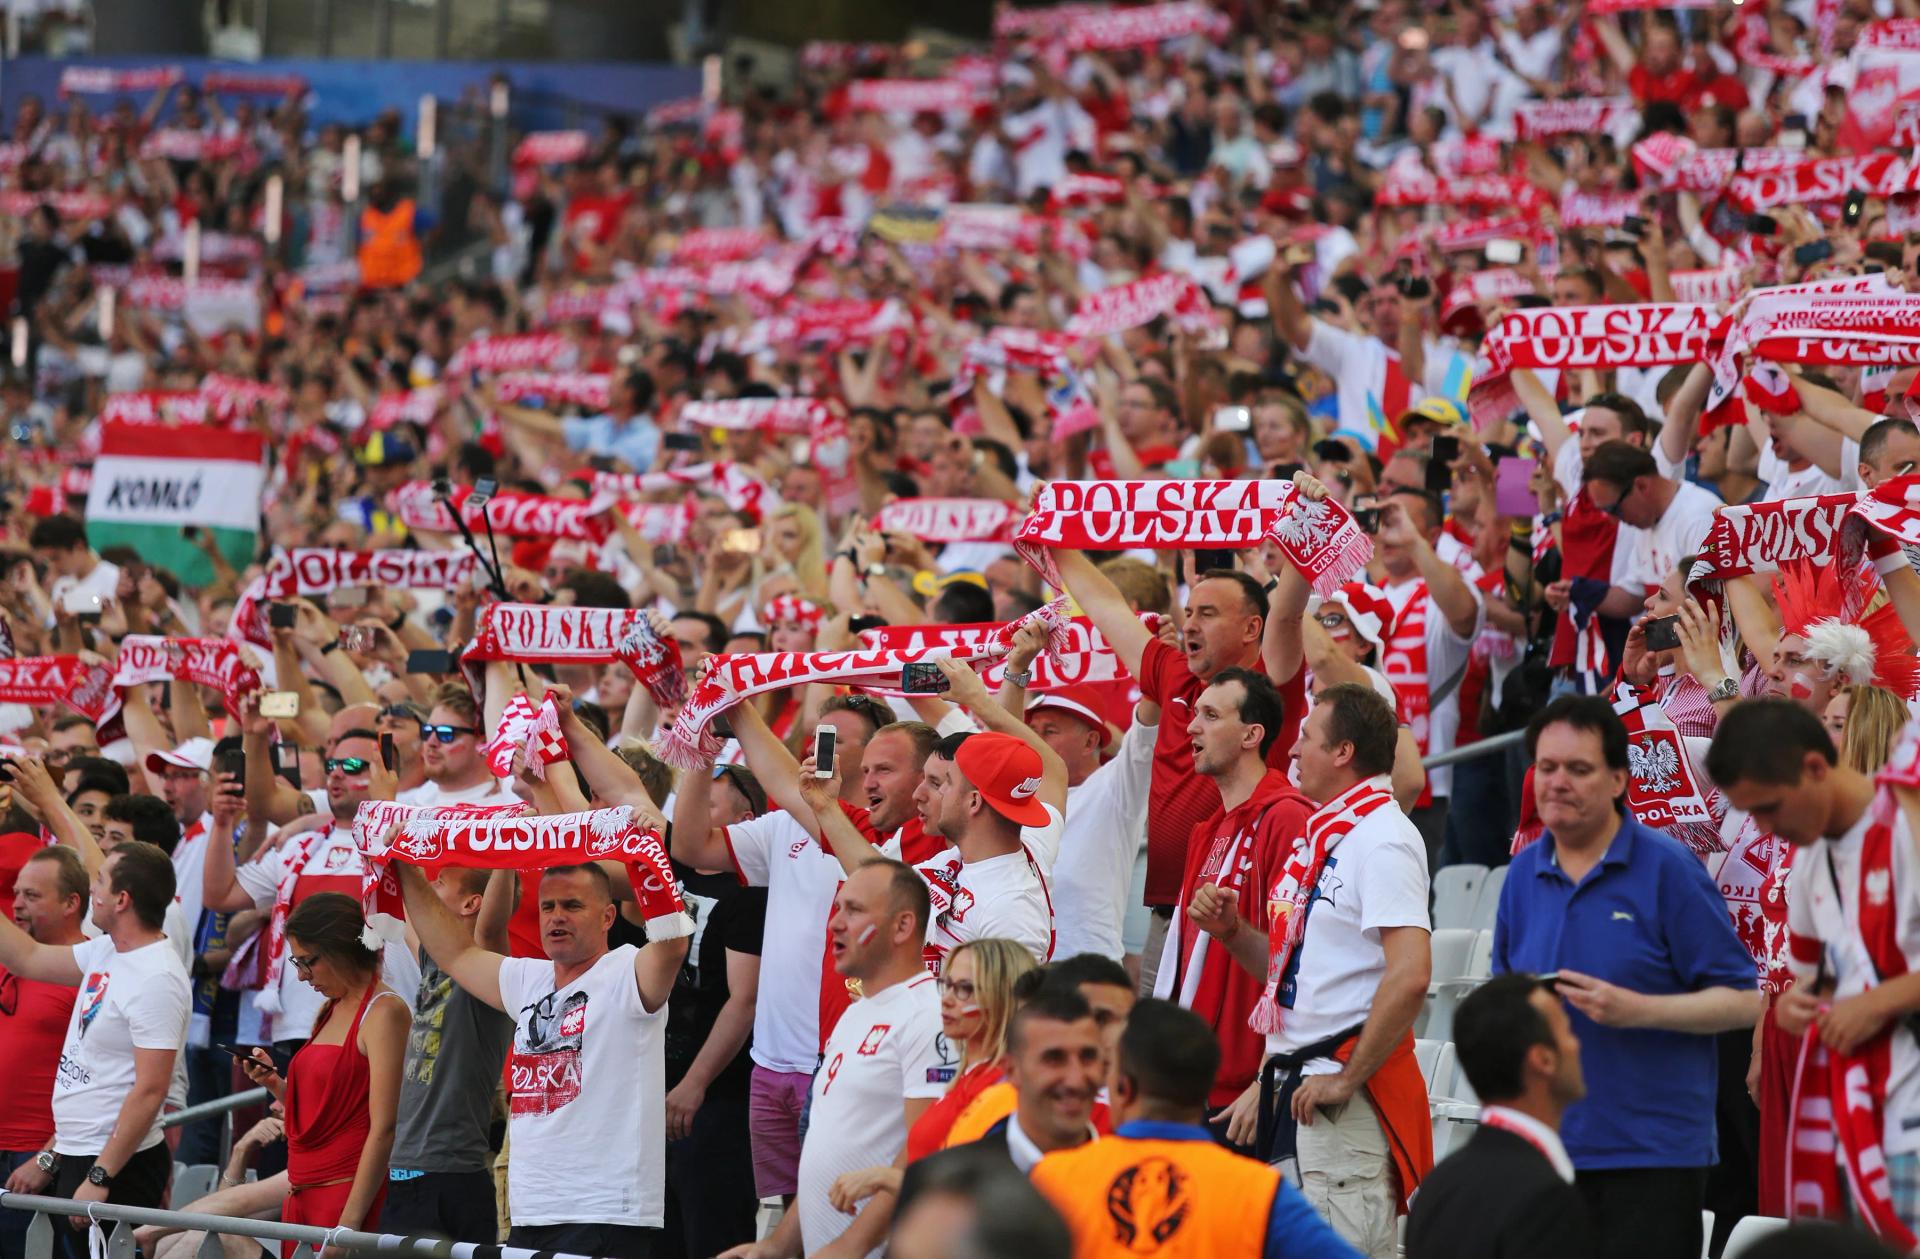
{"left": 34, "top": 1151, "right": 59, "bottom": 1175}
{"left": 1004, "top": 665, "right": 1033, "bottom": 687}
{"left": 1706, "top": 676, "right": 1740, "bottom": 703}
{"left": 86, "top": 1164, "right": 114, "bottom": 1188}
{"left": 861, "top": 564, "right": 886, "bottom": 582}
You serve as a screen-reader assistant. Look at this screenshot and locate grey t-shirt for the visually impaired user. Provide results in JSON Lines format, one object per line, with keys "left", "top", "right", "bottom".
{"left": 391, "top": 950, "right": 514, "bottom": 1173}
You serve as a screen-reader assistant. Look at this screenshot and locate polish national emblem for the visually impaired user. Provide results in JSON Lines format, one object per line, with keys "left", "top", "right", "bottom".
{"left": 1628, "top": 736, "right": 1681, "bottom": 796}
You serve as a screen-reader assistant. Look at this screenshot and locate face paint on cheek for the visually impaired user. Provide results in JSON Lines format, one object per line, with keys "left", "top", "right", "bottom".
{"left": 857, "top": 924, "right": 878, "bottom": 945}
{"left": 1790, "top": 671, "right": 1816, "bottom": 701}
{"left": 955, "top": 1003, "right": 981, "bottom": 1017}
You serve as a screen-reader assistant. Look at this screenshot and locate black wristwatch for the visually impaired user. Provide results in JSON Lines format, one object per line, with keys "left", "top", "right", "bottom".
{"left": 33, "top": 1151, "right": 58, "bottom": 1175}
{"left": 86, "top": 1164, "right": 114, "bottom": 1188}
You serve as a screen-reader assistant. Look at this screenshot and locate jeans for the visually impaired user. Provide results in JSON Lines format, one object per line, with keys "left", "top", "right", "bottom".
{"left": 1438, "top": 748, "right": 1516, "bottom": 870}
{"left": 0, "top": 1150, "right": 37, "bottom": 1259}
{"left": 177, "top": 1045, "right": 235, "bottom": 1167}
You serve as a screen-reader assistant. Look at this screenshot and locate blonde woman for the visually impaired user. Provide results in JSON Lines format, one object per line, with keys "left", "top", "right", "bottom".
{"left": 826, "top": 939, "right": 1037, "bottom": 1210}
{"left": 709, "top": 502, "right": 829, "bottom": 624}
{"left": 1833, "top": 683, "right": 1905, "bottom": 774}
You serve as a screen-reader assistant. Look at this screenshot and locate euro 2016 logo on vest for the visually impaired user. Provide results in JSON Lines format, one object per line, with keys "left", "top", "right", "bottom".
{"left": 1105, "top": 1157, "right": 1189, "bottom": 1252}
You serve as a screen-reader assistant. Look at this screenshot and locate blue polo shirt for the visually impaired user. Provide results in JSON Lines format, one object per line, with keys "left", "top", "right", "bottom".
{"left": 1492, "top": 814, "right": 1756, "bottom": 1171}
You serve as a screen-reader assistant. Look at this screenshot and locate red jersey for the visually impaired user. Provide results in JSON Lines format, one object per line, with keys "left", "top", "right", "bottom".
{"left": 1137, "top": 638, "right": 1307, "bottom": 906}
{"left": 0, "top": 963, "right": 77, "bottom": 1148}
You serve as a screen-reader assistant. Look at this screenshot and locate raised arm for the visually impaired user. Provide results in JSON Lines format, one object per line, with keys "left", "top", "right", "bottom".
{"left": 1263, "top": 248, "right": 1315, "bottom": 352}
{"left": 934, "top": 652, "right": 1068, "bottom": 815}
{"left": 668, "top": 752, "right": 738, "bottom": 871}
{"left": 634, "top": 931, "right": 690, "bottom": 1013}
{"left": 1380, "top": 502, "right": 1479, "bottom": 639}
{"left": 1051, "top": 549, "right": 1153, "bottom": 678}
{"left": 1791, "top": 371, "right": 1878, "bottom": 443}
{"left": 1512, "top": 367, "right": 1573, "bottom": 473}
{"left": 397, "top": 861, "right": 506, "bottom": 1009}
{"left": 1658, "top": 363, "right": 1713, "bottom": 472}
{"left": 11, "top": 756, "right": 105, "bottom": 876}
{"left": 0, "top": 911, "right": 80, "bottom": 984}
{"left": 794, "top": 759, "right": 882, "bottom": 876}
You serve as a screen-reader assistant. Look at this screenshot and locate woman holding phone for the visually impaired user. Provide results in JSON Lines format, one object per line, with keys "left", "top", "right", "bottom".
{"left": 239, "top": 893, "right": 407, "bottom": 1257}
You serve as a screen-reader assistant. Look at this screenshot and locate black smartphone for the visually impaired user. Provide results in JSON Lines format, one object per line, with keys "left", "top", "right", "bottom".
{"left": 405, "top": 649, "right": 456, "bottom": 674}
{"left": 847, "top": 614, "right": 889, "bottom": 635}
{"left": 1354, "top": 507, "right": 1382, "bottom": 534}
{"left": 1311, "top": 439, "right": 1352, "bottom": 464}
{"left": 267, "top": 603, "right": 297, "bottom": 630}
{"left": 217, "top": 1043, "right": 294, "bottom": 1074}
{"left": 1621, "top": 214, "right": 1647, "bottom": 237}
{"left": 812, "top": 725, "right": 837, "bottom": 778}
{"left": 272, "top": 741, "right": 301, "bottom": 790}
{"left": 217, "top": 748, "right": 245, "bottom": 782}
{"left": 1431, "top": 433, "right": 1461, "bottom": 466}
{"left": 1745, "top": 213, "right": 1780, "bottom": 236}
{"left": 1192, "top": 549, "right": 1236, "bottom": 574}
{"left": 1396, "top": 273, "right": 1432, "bottom": 300}
{"left": 1845, "top": 191, "right": 1867, "bottom": 225}
{"left": 1425, "top": 452, "right": 1455, "bottom": 494}
{"left": 661, "top": 431, "right": 703, "bottom": 452}
{"left": 1643, "top": 615, "right": 1682, "bottom": 652}
{"left": 0, "top": 759, "right": 16, "bottom": 783}
{"left": 1794, "top": 239, "right": 1835, "bottom": 267}
{"left": 380, "top": 732, "right": 397, "bottom": 773}
{"left": 900, "top": 661, "right": 952, "bottom": 694}
{"left": 180, "top": 525, "right": 201, "bottom": 540}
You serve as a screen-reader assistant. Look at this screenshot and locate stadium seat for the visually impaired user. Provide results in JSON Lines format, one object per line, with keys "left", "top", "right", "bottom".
{"left": 1432, "top": 863, "right": 1488, "bottom": 930}
{"left": 1419, "top": 929, "right": 1482, "bottom": 1040}
{"left": 1415, "top": 1038, "right": 1443, "bottom": 1090}
{"left": 1465, "top": 930, "right": 1494, "bottom": 982}
{"left": 1429, "top": 928, "right": 1478, "bottom": 984}
{"left": 1430, "top": 1042, "right": 1459, "bottom": 1100}
{"left": 1700, "top": 1211, "right": 1715, "bottom": 1259}
{"left": 1722, "top": 1216, "right": 1787, "bottom": 1258}
{"left": 171, "top": 1163, "right": 218, "bottom": 1206}
{"left": 1470, "top": 865, "right": 1508, "bottom": 931}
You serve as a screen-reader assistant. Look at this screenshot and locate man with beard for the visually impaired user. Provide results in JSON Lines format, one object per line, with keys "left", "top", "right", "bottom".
{"left": 671, "top": 695, "right": 941, "bottom": 1211}
{"left": 399, "top": 687, "right": 505, "bottom": 808}
{"left": 1030, "top": 1001, "right": 1352, "bottom": 1258}
{"left": 403, "top": 851, "right": 685, "bottom": 1259}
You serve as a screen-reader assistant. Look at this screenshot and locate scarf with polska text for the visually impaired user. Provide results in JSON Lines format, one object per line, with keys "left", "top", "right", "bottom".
{"left": 1707, "top": 293, "right": 1920, "bottom": 412}
{"left": 657, "top": 597, "right": 1074, "bottom": 769}
{"left": 593, "top": 462, "right": 772, "bottom": 522}
{"left": 228, "top": 548, "right": 481, "bottom": 647}
{"left": 462, "top": 602, "right": 687, "bottom": 709}
{"left": 492, "top": 371, "right": 612, "bottom": 411}
{"left": 679, "top": 397, "right": 835, "bottom": 434}
{"left": 1064, "top": 273, "right": 1216, "bottom": 338}
{"left": 388, "top": 480, "right": 618, "bottom": 542}
{"left": 1513, "top": 96, "right": 1638, "bottom": 141}
{"left": 1058, "top": 0, "right": 1230, "bottom": 49}
{"left": 108, "top": 635, "right": 262, "bottom": 724}
{"left": 1685, "top": 473, "right": 1920, "bottom": 595}
{"left": 0, "top": 654, "right": 114, "bottom": 721}
{"left": 1612, "top": 680, "right": 1724, "bottom": 860}
{"left": 351, "top": 799, "right": 693, "bottom": 941}
{"left": 872, "top": 497, "right": 1018, "bottom": 543}
{"left": 447, "top": 333, "right": 574, "bottom": 376}
{"left": 59, "top": 64, "right": 182, "bottom": 94}
{"left": 1011, "top": 479, "right": 1371, "bottom": 595}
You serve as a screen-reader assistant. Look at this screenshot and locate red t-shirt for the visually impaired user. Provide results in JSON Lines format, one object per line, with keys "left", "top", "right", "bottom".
{"left": 1629, "top": 64, "right": 1705, "bottom": 107}
{"left": 0, "top": 962, "right": 78, "bottom": 1148}
{"left": 1167, "top": 770, "right": 1314, "bottom": 1108}
{"left": 1137, "top": 639, "right": 1307, "bottom": 906}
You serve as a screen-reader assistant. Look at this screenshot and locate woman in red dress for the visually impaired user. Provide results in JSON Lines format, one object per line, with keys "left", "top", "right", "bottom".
{"left": 240, "top": 893, "right": 408, "bottom": 1258}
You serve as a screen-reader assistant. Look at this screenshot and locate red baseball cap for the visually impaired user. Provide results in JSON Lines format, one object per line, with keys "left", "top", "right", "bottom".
{"left": 954, "top": 732, "right": 1052, "bottom": 828}
{"left": 1024, "top": 685, "right": 1113, "bottom": 748}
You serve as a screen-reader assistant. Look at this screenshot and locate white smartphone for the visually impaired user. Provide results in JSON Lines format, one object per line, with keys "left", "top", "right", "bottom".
{"left": 813, "top": 726, "right": 837, "bottom": 779}
{"left": 1485, "top": 239, "right": 1525, "bottom": 265}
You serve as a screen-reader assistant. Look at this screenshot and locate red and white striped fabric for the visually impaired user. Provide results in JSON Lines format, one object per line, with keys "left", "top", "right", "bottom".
{"left": 845, "top": 79, "right": 981, "bottom": 113}
{"left": 1513, "top": 96, "right": 1638, "bottom": 141}
{"left": 680, "top": 397, "right": 834, "bottom": 435}
{"left": 483, "top": 693, "right": 569, "bottom": 782}
{"left": 513, "top": 131, "right": 590, "bottom": 167}
{"left": 1065, "top": 272, "right": 1215, "bottom": 337}
{"left": 1059, "top": 1, "right": 1230, "bottom": 50}
{"left": 493, "top": 371, "right": 612, "bottom": 410}
{"left": 872, "top": 498, "right": 1019, "bottom": 543}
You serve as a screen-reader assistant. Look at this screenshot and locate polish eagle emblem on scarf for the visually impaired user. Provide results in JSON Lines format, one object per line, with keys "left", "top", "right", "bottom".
{"left": 1629, "top": 737, "right": 1681, "bottom": 796}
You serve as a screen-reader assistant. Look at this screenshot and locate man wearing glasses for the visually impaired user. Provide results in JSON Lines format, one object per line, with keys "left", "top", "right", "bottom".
{"left": 201, "top": 728, "right": 419, "bottom": 1057}
{"left": 399, "top": 686, "right": 505, "bottom": 809}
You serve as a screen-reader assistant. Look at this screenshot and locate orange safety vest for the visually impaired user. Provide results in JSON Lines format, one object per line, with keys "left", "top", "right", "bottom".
{"left": 1030, "top": 1133, "right": 1277, "bottom": 1259}
{"left": 358, "top": 199, "right": 422, "bottom": 289}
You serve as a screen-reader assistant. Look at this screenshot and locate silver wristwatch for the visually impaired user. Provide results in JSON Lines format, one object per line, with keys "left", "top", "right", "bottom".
{"left": 1004, "top": 665, "right": 1033, "bottom": 687}
{"left": 34, "top": 1151, "right": 59, "bottom": 1174}
{"left": 1706, "top": 676, "right": 1740, "bottom": 703}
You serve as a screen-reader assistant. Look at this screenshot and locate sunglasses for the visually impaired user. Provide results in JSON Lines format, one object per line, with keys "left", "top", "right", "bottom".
{"left": 377, "top": 705, "right": 423, "bottom": 726}
{"left": 325, "top": 757, "right": 371, "bottom": 775}
{"left": 422, "top": 724, "right": 478, "bottom": 743}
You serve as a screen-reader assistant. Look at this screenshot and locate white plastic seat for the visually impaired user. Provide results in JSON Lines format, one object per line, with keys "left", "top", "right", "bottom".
{"left": 1470, "top": 865, "right": 1509, "bottom": 931}
{"left": 1465, "top": 929, "right": 1495, "bottom": 982}
{"left": 1428, "top": 928, "right": 1479, "bottom": 986}
{"left": 1432, "top": 864, "right": 1488, "bottom": 930}
{"left": 1415, "top": 1038, "right": 1443, "bottom": 1090}
{"left": 1700, "top": 1211, "right": 1716, "bottom": 1259}
{"left": 171, "top": 1163, "right": 218, "bottom": 1206}
{"left": 1722, "top": 1216, "right": 1788, "bottom": 1258}
{"left": 1430, "top": 1042, "right": 1459, "bottom": 1101}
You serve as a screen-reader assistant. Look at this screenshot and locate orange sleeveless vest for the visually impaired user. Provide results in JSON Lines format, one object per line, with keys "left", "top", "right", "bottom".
{"left": 1030, "top": 1134, "right": 1277, "bottom": 1259}
{"left": 358, "top": 200, "right": 422, "bottom": 289}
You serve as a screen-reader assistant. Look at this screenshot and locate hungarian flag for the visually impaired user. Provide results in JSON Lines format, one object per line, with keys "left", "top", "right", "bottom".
{"left": 83, "top": 422, "right": 263, "bottom": 585}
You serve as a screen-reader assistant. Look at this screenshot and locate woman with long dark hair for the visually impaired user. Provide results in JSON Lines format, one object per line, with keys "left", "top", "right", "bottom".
{"left": 240, "top": 893, "right": 407, "bottom": 1257}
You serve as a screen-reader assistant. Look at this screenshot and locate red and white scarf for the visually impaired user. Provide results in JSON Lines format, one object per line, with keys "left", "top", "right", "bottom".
{"left": 257, "top": 824, "right": 331, "bottom": 1015}
{"left": 657, "top": 598, "right": 1072, "bottom": 768}
{"left": 1064, "top": 273, "right": 1215, "bottom": 337}
{"left": 1612, "top": 681, "right": 1723, "bottom": 859}
{"left": 447, "top": 333, "right": 574, "bottom": 375}
{"left": 845, "top": 78, "right": 981, "bottom": 113}
{"left": 673, "top": 227, "right": 772, "bottom": 265}
{"left": 872, "top": 497, "right": 1018, "bottom": 544}
{"left": 1249, "top": 777, "right": 1396, "bottom": 1035}
{"left": 463, "top": 603, "right": 687, "bottom": 709}
{"left": 1513, "top": 96, "right": 1637, "bottom": 142}
{"left": 60, "top": 65, "right": 182, "bottom": 94}
{"left": 352, "top": 799, "right": 693, "bottom": 940}
{"left": 229, "top": 549, "right": 480, "bottom": 647}
{"left": 762, "top": 595, "right": 824, "bottom": 630}
{"left": 201, "top": 70, "right": 308, "bottom": 96}
{"left": 1381, "top": 583, "right": 1434, "bottom": 807}
{"left": 389, "top": 481, "right": 617, "bottom": 542}
{"left": 493, "top": 371, "right": 612, "bottom": 410}
{"left": 679, "top": 397, "right": 835, "bottom": 435}
{"left": 1785, "top": 811, "right": 1919, "bottom": 1248}
{"left": 857, "top": 612, "right": 1149, "bottom": 693}
{"left": 1374, "top": 170, "right": 1544, "bottom": 214}
{"left": 1726, "top": 153, "right": 1919, "bottom": 212}
{"left": 1012, "top": 479, "right": 1370, "bottom": 595}
{"left": 483, "top": 693, "right": 569, "bottom": 782}
{"left": 0, "top": 654, "right": 114, "bottom": 720}
{"left": 1482, "top": 304, "right": 1714, "bottom": 376}
{"left": 511, "top": 132, "right": 590, "bottom": 168}
{"left": 1058, "top": 0, "right": 1229, "bottom": 49}
{"left": 592, "top": 461, "right": 770, "bottom": 520}
{"left": 109, "top": 635, "right": 262, "bottom": 723}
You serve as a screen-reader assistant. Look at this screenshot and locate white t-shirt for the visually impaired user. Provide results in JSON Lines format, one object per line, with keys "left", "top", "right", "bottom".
{"left": 235, "top": 826, "right": 421, "bottom": 1041}
{"left": 497, "top": 944, "right": 667, "bottom": 1226}
{"left": 52, "top": 935, "right": 190, "bottom": 1156}
{"left": 1053, "top": 724, "right": 1155, "bottom": 962}
{"left": 1301, "top": 319, "right": 1423, "bottom": 443}
{"left": 1263, "top": 787, "right": 1431, "bottom": 1073}
{"left": 798, "top": 973, "right": 950, "bottom": 1258}
{"left": 171, "top": 816, "right": 211, "bottom": 947}
{"left": 1609, "top": 480, "right": 1722, "bottom": 595}
{"left": 1758, "top": 439, "right": 1847, "bottom": 501}
{"left": 1787, "top": 808, "right": 1920, "bottom": 1154}
{"left": 916, "top": 804, "right": 1063, "bottom": 971}
{"left": 397, "top": 777, "right": 509, "bottom": 808}
{"left": 725, "top": 809, "right": 846, "bottom": 1074}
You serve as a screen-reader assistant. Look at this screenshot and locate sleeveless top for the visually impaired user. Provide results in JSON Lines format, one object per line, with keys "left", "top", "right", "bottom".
{"left": 286, "top": 983, "right": 402, "bottom": 1186}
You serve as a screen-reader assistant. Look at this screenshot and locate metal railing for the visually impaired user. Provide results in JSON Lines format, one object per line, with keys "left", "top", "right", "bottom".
{"left": 160, "top": 1089, "right": 272, "bottom": 1130}
{"left": 1419, "top": 728, "right": 1526, "bottom": 771}
{"left": 0, "top": 1193, "right": 596, "bottom": 1259}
